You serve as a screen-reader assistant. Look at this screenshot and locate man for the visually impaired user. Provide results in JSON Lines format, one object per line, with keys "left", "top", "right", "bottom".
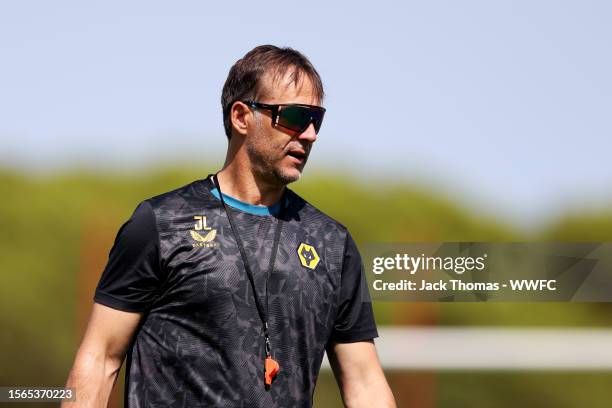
{"left": 64, "top": 45, "right": 396, "bottom": 407}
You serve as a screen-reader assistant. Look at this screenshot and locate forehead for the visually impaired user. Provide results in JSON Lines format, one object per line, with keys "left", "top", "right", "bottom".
{"left": 257, "top": 68, "right": 321, "bottom": 106}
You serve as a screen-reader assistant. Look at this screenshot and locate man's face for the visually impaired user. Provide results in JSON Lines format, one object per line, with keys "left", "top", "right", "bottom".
{"left": 244, "top": 70, "right": 321, "bottom": 186}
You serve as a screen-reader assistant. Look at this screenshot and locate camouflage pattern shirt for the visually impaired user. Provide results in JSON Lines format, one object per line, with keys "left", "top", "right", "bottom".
{"left": 94, "top": 178, "right": 378, "bottom": 407}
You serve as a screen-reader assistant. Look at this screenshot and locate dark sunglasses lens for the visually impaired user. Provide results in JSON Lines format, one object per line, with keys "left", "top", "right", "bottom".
{"left": 310, "top": 108, "right": 325, "bottom": 133}
{"left": 278, "top": 106, "right": 325, "bottom": 134}
{"left": 278, "top": 106, "right": 310, "bottom": 133}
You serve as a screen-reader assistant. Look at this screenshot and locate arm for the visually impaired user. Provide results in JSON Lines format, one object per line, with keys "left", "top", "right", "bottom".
{"left": 327, "top": 340, "right": 396, "bottom": 408}
{"left": 63, "top": 201, "right": 160, "bottom": 406}
{"left": 62, "top": 303, "right": 142, "bottom": 407}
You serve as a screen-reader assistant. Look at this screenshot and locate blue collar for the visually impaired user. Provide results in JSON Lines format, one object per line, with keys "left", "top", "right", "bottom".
{"left": 210, "top": 188, "right": 282, "bottom": 216}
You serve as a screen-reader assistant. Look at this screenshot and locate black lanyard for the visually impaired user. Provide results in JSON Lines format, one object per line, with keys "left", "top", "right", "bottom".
{"left": 211, "top": 173, "right": 284, "bottom": 362}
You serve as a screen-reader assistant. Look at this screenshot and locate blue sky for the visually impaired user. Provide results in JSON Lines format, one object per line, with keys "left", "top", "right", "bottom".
{"left": 1, "top": 1, "right": 611, "bottom": 224}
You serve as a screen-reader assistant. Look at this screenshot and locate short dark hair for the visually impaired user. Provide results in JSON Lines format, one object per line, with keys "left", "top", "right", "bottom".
{"left": 221, "top": 45, "right": 324, "bottom": 139}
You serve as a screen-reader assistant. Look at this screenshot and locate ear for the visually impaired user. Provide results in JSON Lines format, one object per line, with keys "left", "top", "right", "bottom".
{"left": 230, "top": 101, "right": 250, "bottom": 137}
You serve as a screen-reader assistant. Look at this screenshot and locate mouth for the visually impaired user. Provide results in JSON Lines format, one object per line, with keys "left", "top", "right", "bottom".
{"left": 286, "top": 149, "right": 307, "bottom": 164}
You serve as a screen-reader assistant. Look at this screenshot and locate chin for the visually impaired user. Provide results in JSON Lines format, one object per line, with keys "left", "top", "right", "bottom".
{"left": 274, "top": 167, "right": 302, "bottom": 185}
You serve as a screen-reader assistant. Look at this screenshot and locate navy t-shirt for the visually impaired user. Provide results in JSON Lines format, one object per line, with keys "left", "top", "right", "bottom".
{"left": 94, "top": 177, "right": 378, "bottom": 407}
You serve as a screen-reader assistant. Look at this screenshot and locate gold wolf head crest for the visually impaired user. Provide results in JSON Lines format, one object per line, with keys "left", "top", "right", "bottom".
{"left": 297, "top": 243, "right": 320, "bottom": 270}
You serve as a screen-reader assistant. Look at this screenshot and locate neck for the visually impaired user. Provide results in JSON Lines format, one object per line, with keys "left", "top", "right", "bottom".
{"left": 216, "top": 162, "right": 285, "bottom": 207}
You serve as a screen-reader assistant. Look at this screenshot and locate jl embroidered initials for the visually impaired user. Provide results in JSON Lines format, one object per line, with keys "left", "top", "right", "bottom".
{"left": 190, "top": 215, "right": 218, "bottom": 248}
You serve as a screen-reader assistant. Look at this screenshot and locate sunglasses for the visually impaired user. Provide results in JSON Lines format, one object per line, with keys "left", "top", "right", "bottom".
{"left": 242, "top": 100, "right": 326, "bottom": 135}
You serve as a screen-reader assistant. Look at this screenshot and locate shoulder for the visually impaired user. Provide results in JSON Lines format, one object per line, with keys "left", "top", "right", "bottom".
{"left": 285, "top": 188, "right": 349, "bottom": 240}
{"left": 126, "top": 179, "right": 216, "bottom": 235}
{"left": 142, "top": 178, "right": 215, "bottom": 212}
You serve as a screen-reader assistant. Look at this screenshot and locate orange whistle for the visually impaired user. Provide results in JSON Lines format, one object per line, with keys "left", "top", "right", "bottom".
{"left": 264, "top": 357, "right": 280, "bottom": 386}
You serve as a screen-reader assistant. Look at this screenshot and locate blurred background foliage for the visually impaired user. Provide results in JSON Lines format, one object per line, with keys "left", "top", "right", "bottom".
{"left": 1, "top": 167, "right": 611, "bottom": 407}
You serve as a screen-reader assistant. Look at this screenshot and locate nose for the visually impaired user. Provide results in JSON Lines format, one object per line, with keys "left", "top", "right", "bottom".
{"left": 298, "top": 123, "right": 318, "bottom": 143}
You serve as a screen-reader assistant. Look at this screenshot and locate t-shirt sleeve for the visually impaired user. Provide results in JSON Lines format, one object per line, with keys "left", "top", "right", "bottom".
{"left": 327, "top": 231, "right": 379, "bottom": 344}
{"left": 93, "top": 200, "right": 163, "bottom": 313}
